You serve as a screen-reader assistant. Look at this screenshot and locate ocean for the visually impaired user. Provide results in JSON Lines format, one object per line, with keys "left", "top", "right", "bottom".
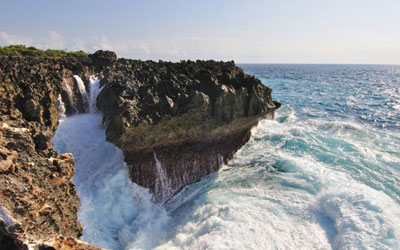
{"left": 53, "top": 64, "right": 400, "bottom": 249}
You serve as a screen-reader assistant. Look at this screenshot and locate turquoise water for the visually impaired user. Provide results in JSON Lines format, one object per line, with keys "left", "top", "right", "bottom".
{"left": 242, "top": 64, "right": 400, "bottom": 131}
{"left": 54, "top": 65, "right": 400, "bottom": 249}
{"left": 160, "top": 64, "right": 400, "bottom": 249}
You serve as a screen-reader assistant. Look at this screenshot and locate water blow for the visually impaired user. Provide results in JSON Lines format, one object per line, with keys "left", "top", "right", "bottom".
{"left": 54, "top": 77, "right": 169, "bottom": 250}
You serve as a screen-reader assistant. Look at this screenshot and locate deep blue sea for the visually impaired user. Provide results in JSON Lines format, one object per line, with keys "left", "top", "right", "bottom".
{"left": 54, "top": 65, "right": 400, "bottom": 250}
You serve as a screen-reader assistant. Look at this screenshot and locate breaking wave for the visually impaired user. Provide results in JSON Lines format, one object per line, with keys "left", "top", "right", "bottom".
{"left": 53, "top": 65, "right": 400, "bottom": 249}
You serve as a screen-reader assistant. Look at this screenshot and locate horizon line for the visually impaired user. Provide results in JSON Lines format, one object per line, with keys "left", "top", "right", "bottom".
{"left": 236, "top": 62, "right": 400, "bottom": 66}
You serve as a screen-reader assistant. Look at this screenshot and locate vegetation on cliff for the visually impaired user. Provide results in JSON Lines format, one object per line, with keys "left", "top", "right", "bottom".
{"left": 118, "top": 109, "right": 263, "bottom": 151}
{"left": 0, "top": 45, "right": 88, "bottom": 58}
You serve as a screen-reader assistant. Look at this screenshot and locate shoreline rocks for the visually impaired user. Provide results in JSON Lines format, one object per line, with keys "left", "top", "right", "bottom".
{"left": 0, "top": 54, "right": 100, "bottom": 249}
{"left": 0, "top": 49, "right": 279, "bottom": 248}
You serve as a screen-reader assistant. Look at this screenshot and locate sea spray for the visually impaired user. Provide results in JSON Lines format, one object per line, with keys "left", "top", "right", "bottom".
{"left": 155, "top": 65, "right": 400, "bottom": 249}
{"left": 54, "top": 65, "right": 400, "bottom": 250}
{"left": 73, "top": 75, "right": 89, "bottom": 112}
{"left": 63, "top": 79, "right": 77, "bottom": 113}
{"left": 54, "top": 77, "right": 169, "bottom": 250}
{"left": 88, "top": 76, "right": 104, "bottom": 113}
{"left": 56, "top": 94, "right": 66, "bottom": 118}
{"left": 155, "top": 106, "right": 400, "bottom": 249}
{"left": 153, "top": 151, "right": 173, "bottom": 203}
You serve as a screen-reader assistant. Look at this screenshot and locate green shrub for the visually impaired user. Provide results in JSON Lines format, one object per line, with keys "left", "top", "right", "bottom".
{"left": 0, "top": 45, "right": 89, "bottom": 58}
{"left": 117, "top": 110, "right": 260, "bottom": 151}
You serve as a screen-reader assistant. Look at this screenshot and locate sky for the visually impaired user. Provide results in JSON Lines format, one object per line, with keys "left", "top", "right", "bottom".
{"left": 1, "top": 0, "right": 399, "bottom": 64}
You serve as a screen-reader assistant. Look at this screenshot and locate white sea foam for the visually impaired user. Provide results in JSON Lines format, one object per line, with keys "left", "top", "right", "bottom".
{"left": 88, "top": 76, "right": 104, "bottom": 113}
{"left": 73, "top": 75, "right": 89, "bottom": 111}
{"left": 52, "top": 103, "right": 400, "bottom": 250}
{"left": 63, "top": 80, "right": 77, "bottom": 113}
{"left": 154, "top": 106, "right": 400, "bottom": 250}
{"left": 56, "top": 94, "right": 66, "bottom": 118}
{"left": 153, "top": 151, "right": 173, "bottom": 203}
{"left": 54, "top": 77, "right": 169, "bottom": 250}
{"left": 54, "top": 114, "right": 169, "bottom": 250}
{"left": 52, "top": 67, "right": 400, "bottom": 249}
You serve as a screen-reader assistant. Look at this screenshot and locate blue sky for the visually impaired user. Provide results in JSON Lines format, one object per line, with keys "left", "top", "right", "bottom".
{"left": 1, "top": 0, "right": 399, "bottom": 64}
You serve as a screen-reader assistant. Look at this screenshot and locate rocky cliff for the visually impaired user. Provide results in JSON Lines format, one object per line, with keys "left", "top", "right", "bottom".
{"left": 0, "top": 47, "right": 279, "bottom": 248}
{"left": 96, "top": 58, "right": 280, "bottom": 201}
{"left": 0, "top": 52, "right": 102, "bottom": 249}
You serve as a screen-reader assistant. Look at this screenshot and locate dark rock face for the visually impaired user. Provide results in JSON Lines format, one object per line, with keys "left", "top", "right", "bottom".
{"left": 98, "top": 60, "right": 276, "bottom": 126}
{"left": 90, "top": 50, "right": 117, "bottom": 70}
{"left": 96, "top": 59, "right": 280, "bottom": 202}
{"left": 125, "top": 127, "right": 255, "bottom": 201}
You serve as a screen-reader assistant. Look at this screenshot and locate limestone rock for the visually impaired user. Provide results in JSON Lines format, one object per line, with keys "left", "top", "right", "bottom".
{"left": 0, "top": 55, "right": 87, "bottom": 249}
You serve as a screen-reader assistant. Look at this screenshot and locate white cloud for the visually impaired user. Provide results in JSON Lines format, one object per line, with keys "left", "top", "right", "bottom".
{"left": 0, "top": 31, "right": 32, "bottom": 46}
{"left": 2, "top": 31, "right": 397, "bottom": 64}
{"left": 110, "top": 37, "right": 242, "bottom": 61}
{"left": 46, "top": 31, "right": 65, "bottom": 50}
{"left": 0, "top": 31, "right": 67, "bottom": 50}
{"left": 71, "top": 37, "right": 86, "bottom": 51}
{"left": 91, "top": 35, "right": 113, "bottom": 51}
{"left": 0, "top": 32, "right": 245, "bottom": 61}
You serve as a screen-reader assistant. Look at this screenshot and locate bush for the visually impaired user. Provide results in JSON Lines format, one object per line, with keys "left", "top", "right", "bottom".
{"left": 0, "top": 45, "right": 89, "bottom": 58}
{"left": 117, "top": 109, "right": 260, "bottom": 151}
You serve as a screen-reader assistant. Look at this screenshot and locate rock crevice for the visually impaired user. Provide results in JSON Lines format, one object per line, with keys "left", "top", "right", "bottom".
{"left": 0, "top": 52, "right": 104, "bottom": 249}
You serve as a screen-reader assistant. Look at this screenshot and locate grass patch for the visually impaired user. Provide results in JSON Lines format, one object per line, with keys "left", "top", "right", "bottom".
{"left": 0, "top": 45, "right": 88, "bottom": 58}
{"left": 117, "top": 110, "right": 261, "bottom": 151}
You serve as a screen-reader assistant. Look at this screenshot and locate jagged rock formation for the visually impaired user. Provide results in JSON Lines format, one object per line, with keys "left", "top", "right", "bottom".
{"left": 0, "top": 48, "right": 279, "bottom": 247}
{"left": 96, "top": 58, "right": 280, "bottom": 201}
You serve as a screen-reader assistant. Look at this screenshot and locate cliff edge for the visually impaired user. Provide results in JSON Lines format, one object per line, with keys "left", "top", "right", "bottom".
{"left": 0, "top": 48, "right": 102, "bottom": 249}
{"left": 0, "top": 46, "right": 279, "bottom": 248}
{"left": 96, "top": 57, "right": 280, "bottom": 202}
